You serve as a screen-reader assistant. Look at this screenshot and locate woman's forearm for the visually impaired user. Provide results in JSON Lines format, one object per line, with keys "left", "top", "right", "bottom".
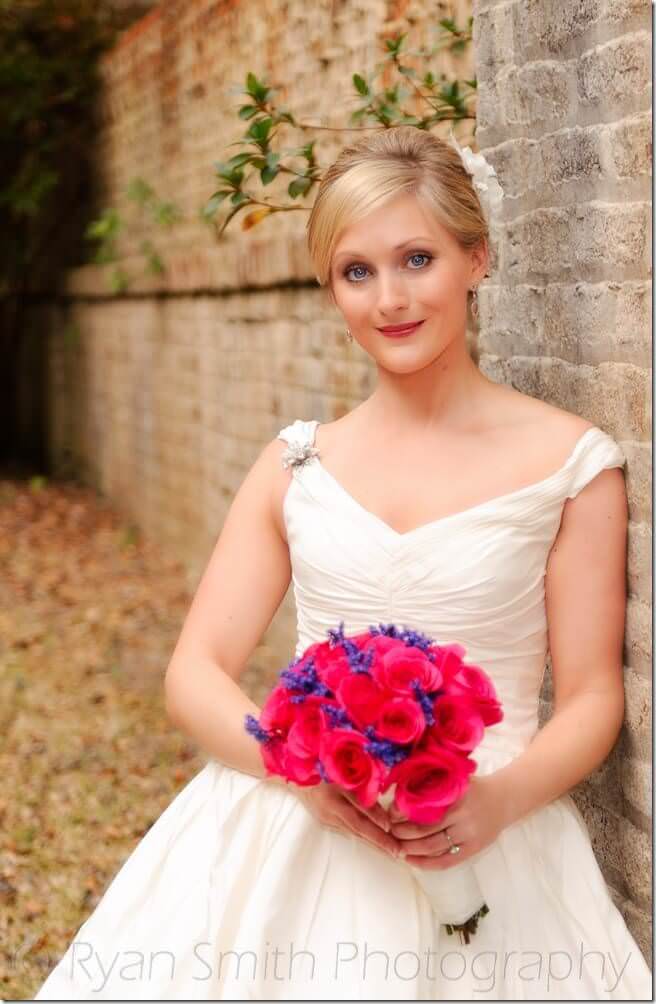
{"left": 164, "top": 657, "right": 286, "bottom": 786}
{"left": 489, "top": 686, "right": 625, "bottom": 828}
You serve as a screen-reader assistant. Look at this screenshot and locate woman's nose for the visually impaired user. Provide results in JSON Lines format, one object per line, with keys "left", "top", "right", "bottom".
{"left": 376, "top": 271, "right": 410, "bottom": 313}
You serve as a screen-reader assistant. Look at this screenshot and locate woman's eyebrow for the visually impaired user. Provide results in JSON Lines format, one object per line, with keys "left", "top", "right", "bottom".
{"left": 333, "top": 236, "right": 437, "bottom": 262}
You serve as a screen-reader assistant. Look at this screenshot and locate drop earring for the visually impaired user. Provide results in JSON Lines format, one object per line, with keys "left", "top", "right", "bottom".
{"left": 345, "top": 327, "right": 354, "bottom": 342}
{"left": 470, "top": 286, "right": 479, "bottom": 320}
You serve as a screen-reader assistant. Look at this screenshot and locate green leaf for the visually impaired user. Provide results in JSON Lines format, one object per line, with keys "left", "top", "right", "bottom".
{"left": 230, "top": 191, "right": 250, "bottom": 206}
{"left": 245, "top": 72, "right": 270, "bottom": 102}
{"left": 206, "top": 190, "right": 231, "bottom": 209}
{"left": 85, "top": 209, "right": 121, "bottom": 242}
{"left": 260, "top": 161, "right": 279, "bottom": 185}
{"left": 153, "top": 201, "right": 181, "bottom": 227}
{"left": 126, "top": 178, "right": 154, "bottom": 205}
{"left": 139, "top": 239, "right": 165, "bottom": 274}
{"left": 110, "top": 267, "right": 130, "bottom": 294}
{"left": 384, "top": 32, "right": 406, "bottom": 54}
{"left": 246, "top": 117, "right": 273, "bottom": 143}
{"left": 227, "top": 152, "right": 253, "bottom": 167}
{"left": 353, "top": 73, "right": 369, "bottom": 96}
{"left": 214, "top": 162, "right": 245, "bottom": 185}
{"left": 216, "top": 200, "right": 250, "bottom": 236}
{"left": 287, "top": 176, "right": 312, "bottom": 198}
{"left": 238, "top": 104, "right": 258, "bottom": 120}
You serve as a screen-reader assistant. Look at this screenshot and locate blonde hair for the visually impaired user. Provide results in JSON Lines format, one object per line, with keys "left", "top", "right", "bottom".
{"left": 306, "top": 126, "right": 489, "bottom": 358}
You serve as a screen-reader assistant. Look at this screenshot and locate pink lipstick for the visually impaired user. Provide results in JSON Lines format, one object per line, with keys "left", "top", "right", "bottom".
{"left": 376, "top": 320, "right": 425, "bottom": 338}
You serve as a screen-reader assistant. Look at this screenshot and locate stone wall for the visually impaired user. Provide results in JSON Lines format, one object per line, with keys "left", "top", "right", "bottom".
{"left": 43, "top": 0, "right": 651, "bottom": 959}
{"left": 473, "top": 0, "right": 652, "bottom": 958}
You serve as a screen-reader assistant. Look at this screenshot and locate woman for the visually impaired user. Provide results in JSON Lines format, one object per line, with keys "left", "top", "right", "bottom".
{"left": 35, "top": 126, "right": 652, "bottom": 999}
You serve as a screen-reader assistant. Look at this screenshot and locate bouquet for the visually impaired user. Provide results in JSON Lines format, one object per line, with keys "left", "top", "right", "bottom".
{"left": 245, "top": 622, "right": 503, "bottom": 943}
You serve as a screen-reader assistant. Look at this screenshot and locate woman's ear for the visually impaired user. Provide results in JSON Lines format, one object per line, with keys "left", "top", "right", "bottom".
{"left": 470, "top": 238, "right": 489, "bottom": 286}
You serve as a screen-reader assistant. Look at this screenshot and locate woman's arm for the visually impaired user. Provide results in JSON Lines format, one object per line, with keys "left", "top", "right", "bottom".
{"left": 163, "top": 437, "right": 293, "bottom": 781}
{"left": 163, "top": 437, "right": 399, "bottom": 857}
{"left": 489, "top": 464, "right": 629, "bottom": 828}
{"left": 389, "top": 463, "right": 629, "bottom": 865}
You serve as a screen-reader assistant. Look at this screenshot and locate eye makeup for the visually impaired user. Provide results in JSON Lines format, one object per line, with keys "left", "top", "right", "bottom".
{"left": 342, "top": 250, "right": 434, "bottom": 283}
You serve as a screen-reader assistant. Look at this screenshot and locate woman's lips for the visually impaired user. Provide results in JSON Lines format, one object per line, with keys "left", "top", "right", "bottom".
{"left": 377, "top": 320, "right": 425, "bottom": 338}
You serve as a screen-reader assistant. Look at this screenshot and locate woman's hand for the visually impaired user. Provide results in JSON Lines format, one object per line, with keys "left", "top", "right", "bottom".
{"left": 293, "top": 784, "right": 402, "bottom": 861}
{"left": 388, "top": 775, "right": 510, "bottom": 870}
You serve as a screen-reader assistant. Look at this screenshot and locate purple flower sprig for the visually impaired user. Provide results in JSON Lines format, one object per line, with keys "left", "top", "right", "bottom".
{"left": 321, "top": 704, "right": 353, "bottom": 729}
{"left": 244, "top": 714, "right": 271, "bottom": 744}
{"left": 368, "top": 622, "right": 436, "bottom": 654}
{"left": 279, "top": 658, "right": 331, "bottom": 699}
{"left": 326, "top": 621, "right": 348, "bottom": 647}
{"left": 363, "top": 725, "right": 412, "bottom": 766}
{"left": 412, "top": 681, "right": 436, "bottom": 727}
{"left": 326, "top": 621, "right": 376, "bottom": 675}
{"left": 315, "top": 759, "right": 331, "bottom": 782}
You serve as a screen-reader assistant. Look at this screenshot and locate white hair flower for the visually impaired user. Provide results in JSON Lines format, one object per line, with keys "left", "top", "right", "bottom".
{"left": 448, "top": 127, "right": 504, "bottom": 222}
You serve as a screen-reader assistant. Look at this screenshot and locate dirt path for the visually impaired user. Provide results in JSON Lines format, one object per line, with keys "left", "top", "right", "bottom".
{"left": 0, "top": 477, "right": 205, "bottom": 1000}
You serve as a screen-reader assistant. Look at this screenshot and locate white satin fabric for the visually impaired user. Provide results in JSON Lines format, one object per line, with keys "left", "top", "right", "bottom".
{"left": 35, "top": 418, "right": 652, "bottom": 1000}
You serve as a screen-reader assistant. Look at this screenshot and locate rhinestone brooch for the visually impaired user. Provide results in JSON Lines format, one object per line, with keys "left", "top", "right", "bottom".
{"left": 281, "top": 442, "right": 321, "bottom": 470}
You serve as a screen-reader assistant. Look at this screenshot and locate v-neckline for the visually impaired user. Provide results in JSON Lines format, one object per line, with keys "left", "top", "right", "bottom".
{"left": 309, "top": 420, "right": 597, "bottom": 541}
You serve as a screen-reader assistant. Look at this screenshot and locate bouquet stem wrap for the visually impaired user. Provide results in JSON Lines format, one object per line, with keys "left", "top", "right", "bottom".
{"left": 378, "top": 785, "right": 488, "bottom": 943}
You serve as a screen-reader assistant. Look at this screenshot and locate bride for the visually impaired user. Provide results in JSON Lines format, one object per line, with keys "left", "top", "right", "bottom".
{"left": 35, "top": 126, "right": 651, "bottom": 999}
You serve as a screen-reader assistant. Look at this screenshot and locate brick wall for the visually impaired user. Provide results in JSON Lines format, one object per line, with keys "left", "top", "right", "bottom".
{"left": 44, "top": 0, "right": 651, "bottom": 959}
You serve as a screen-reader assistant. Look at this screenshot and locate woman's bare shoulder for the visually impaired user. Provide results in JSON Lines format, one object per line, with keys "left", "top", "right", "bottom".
{"left": 486, "top": 382, "right": 593, "bottom": 441}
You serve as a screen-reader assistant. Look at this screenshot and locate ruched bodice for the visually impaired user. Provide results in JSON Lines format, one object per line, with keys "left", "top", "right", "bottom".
{"left": 278, "top": 418, "right": 626, "bottom": 759}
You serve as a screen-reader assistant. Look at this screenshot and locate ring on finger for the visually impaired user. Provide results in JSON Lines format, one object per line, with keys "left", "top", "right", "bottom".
{"left": 444, "top": 826, "right": 462, "bottom": 856}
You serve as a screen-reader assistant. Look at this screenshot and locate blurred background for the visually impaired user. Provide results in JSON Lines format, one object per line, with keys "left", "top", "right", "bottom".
{"left": 0, "top": 0, "right": 651, "bottom": 996}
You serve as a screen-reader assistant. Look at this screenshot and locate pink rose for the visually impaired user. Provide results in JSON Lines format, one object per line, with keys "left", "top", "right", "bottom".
{"left": 389, "top": 747, "right": 476, "bottom": 825}
{"left": 372, "top": 645, "right": 443, "bottom": 696}
{"left": 261, "top": 737, "right": 288, "bottom": 777}
{"left": 441, "top": 662, "right": 503, "bottom": 727}
{"left": 261, "top": 696, "right": 326, "bottom": 786}
{"left": 376, "top": 697, "right": 425, "bottom": 745}
{"left": 320, "top": 728, "right": 385, "bottom": 808}
{"left": 287, "top": 698, "right": 332, "bottom": 759}
{"left": 428, "top": 643, "right": 467, "bottom": 685}
{"left": 336, "top": 672, "right": 386, "bottom": 728}
{"left": 367, "top": 634, "right": 405, "bottom": 652}
{"left": 259, "top": 733, "right": 320, "bottom": 786}
{"left": 282, "top": 749, "right": 322, "bottom": 786}
{"left": 311, "top": 645, "right": 352, "bottom": 693}
{"left": 260, "top": 687, "right": 297, "bottom": 738}
{"left": 428, "top": 696, "right": 485, "bottom": 753}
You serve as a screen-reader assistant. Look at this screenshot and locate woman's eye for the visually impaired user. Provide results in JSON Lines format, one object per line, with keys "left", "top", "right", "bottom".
{"left": 343, "top": 252, "right": 433, "bottom": 282}
{"left": 344, "top": 264, "right": 368, "bottom": 281}
{"left": 408, "top": 252, "right": 432, "bottom": 268}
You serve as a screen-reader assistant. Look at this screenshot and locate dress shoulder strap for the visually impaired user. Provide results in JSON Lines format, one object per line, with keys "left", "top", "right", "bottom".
{"left": 565, "top": 427, "right": 626, "bottom": 500}
{"left": 277, "top": 419, "right": 321, "bottom": 470}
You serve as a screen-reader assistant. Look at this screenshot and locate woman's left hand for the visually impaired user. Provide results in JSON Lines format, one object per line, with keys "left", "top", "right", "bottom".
{"left": 387, "top": 775, "right": 511, "bottom": 870}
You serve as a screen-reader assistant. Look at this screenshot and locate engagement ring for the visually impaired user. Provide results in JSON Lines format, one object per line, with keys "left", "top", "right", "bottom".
{"left": 445, "top": 828, "right": 462, "bottom": 855}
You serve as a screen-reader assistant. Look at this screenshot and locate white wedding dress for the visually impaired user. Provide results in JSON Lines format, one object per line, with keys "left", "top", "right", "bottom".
{"left": 35, "top": 418, "right": 652, "bottom": 1001}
